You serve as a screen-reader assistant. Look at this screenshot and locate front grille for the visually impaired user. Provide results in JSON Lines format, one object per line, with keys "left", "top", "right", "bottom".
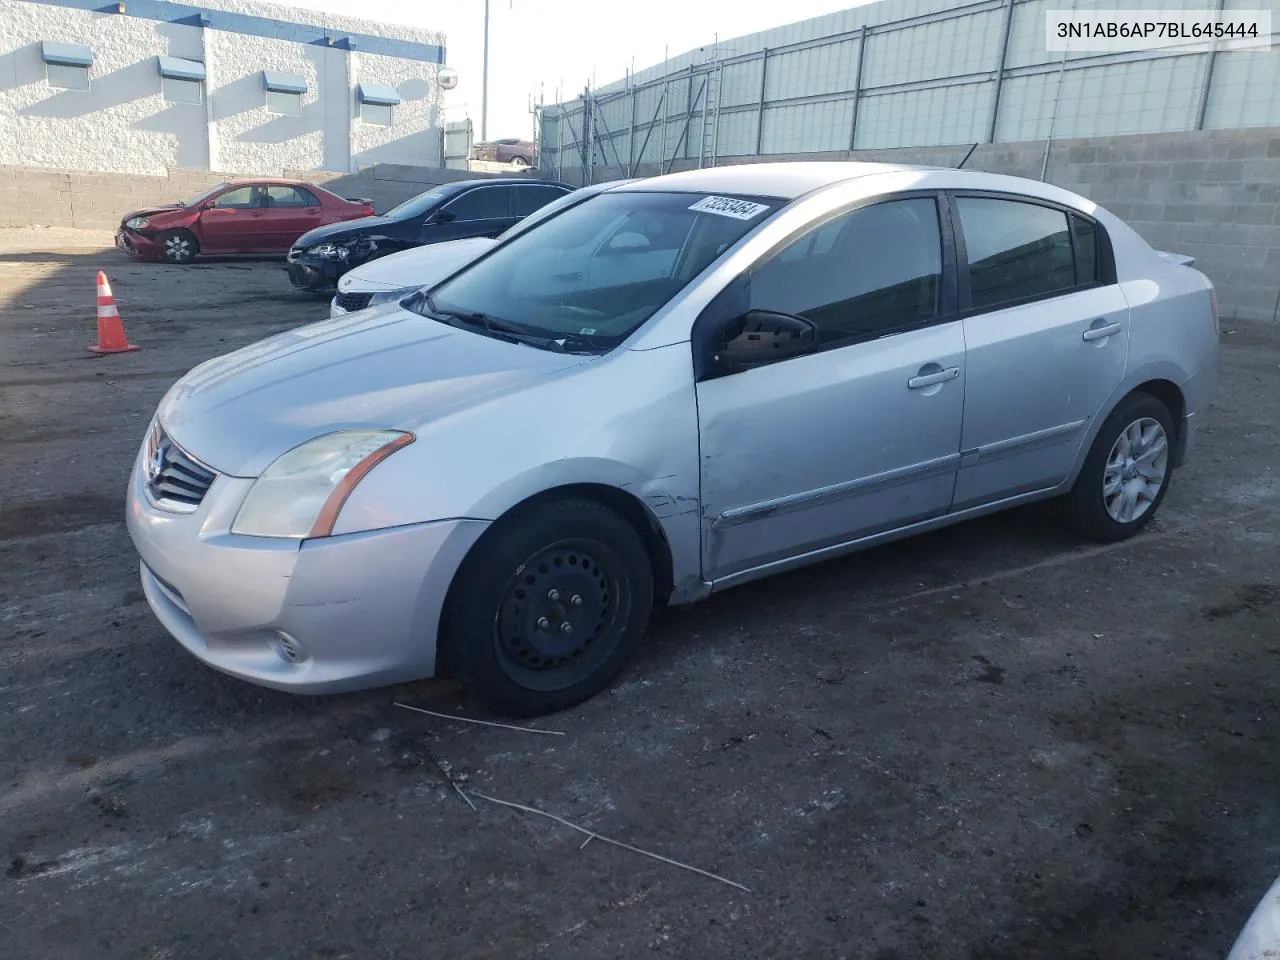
{"left": 335, "top": 291, "right": 373, "bottom": 312}
{"left": 146, "top": 424, "right": 217, "bottom": 510}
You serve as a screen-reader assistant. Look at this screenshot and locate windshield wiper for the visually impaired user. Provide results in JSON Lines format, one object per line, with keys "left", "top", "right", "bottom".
{"left": 422, "top": 294, "right": 598, "bottom": 353}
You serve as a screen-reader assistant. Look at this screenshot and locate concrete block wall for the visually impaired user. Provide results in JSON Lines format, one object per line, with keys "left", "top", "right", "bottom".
{"left": 0, "top": 162, "right": 533, "bottom": 230}
{"left": 576, "top": 127, "right": 1280, "bottom": 323}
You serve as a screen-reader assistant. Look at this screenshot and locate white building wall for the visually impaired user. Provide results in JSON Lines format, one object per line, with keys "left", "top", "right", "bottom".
{"left": 0, "top": 0, "right": 446, "bottom": 176}
{"left": 0, "top": 3, "right": 208, "bottom": 175}
{"left": 349, "top": 50, "right": 445, "bottom": 169}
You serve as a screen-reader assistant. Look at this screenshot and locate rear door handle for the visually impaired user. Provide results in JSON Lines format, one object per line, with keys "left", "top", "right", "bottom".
{"left": 1082, "top": 320, "right": 1123, "bottom": 342}
{"left": 908, "top": 366, "right": 960, "bottom": 390}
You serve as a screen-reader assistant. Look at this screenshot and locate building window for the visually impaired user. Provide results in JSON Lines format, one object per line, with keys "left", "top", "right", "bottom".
{"left": 158, "top": 56, "right": 205, "bottom": 105}
{"left": 162, "top": 76, "right": 202, "bottom": 104}
{"left": 47, "top": 62, "right": 89, "bottom": 90}
{"left": 263, "top": 71, "right": 308, "bottom": 116}
{"left": 356, "top": 83, "right": 401, "bottom": 127}
{"left": 266, "top": 89, "right": 303, "bottom": 116}
{"left": 360, "top": 101, "right": 393, "bottom": 126}
{"left": 41, "top": 42, "right": 94, "bottom": 91}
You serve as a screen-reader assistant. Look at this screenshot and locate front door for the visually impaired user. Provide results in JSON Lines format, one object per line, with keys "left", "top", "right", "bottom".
{"left": 696, "top": 196, "right": 967, "bottom": 581}
{"left": 197, "top": 185, "right": 263, "bottom": 253}
{"left": 259, "top": 184, "right": 325, "bottom": 252}
{"left": 424, "top": 184, "right": 516, "bottom": 245}
{"left": 949, "top": 194, "right": 1130, "bottom": 509}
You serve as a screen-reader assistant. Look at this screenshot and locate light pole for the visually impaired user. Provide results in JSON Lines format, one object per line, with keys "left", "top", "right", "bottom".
{"left": 481, "top": 0, "right": 489, "bottom": 141}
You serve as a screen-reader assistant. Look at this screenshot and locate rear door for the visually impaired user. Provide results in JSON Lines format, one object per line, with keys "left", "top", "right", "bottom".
{"left": 949, "top": 193, "right": 1129, "bottom": 509}
{"left": 424, "top": 185, "right": 516, "bottom": 244}
{"left": 196, "top": 185, "right": 263, "bottom": 253}
{"left": 511, "top": 183, "right": 569, "bottom": 223}
{"left": 259, "top": 184, "right": 325, "bottom": 252}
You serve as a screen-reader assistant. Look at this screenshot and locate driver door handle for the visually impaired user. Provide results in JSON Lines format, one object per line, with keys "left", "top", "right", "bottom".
{"left": 908, "top": 366, "right": 960, "bottom": 390}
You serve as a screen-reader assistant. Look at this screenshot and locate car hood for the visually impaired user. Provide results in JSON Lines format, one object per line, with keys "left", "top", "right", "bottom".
{"left": 122, "top": 205, "right": 183, "bottom": 223}
{"left": 293, "top": 215, "right": 401, "bottom": 249}
{"left": 158, "top": 307, "right": 589, "bottom": 477}
{"left": 338, "top": 237, "right": 496, "bottom": 291}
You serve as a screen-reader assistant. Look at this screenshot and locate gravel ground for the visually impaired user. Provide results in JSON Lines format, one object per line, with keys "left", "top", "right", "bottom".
{"left": 1, "top": 243, "right": 1278, "bottom": 960}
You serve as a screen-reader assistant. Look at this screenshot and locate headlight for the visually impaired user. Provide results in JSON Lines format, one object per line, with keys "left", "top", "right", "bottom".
{"left": 367, "top": 287, "right": 417, "bottom": 307}
{"left": 308, "top": 242, "right": 349, "bottom": 260}
{"left": 231, "top": 430, "right": 414, "bottom": 539}
{"left": 125, "top": 217, "right": 150, "bottom": 230}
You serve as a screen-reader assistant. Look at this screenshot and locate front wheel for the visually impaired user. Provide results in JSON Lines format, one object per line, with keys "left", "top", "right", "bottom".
{"left": 1064, "top": 392, "right": 1175, "bottom": 542}
{"left": 510, "top": 155, "right": 530, "bottom": 167}
{"left": 158, "top": 229, "right": 198, "bottom": 264}
{"left": 439, "top": 498, "right": 654, "bottom": 716}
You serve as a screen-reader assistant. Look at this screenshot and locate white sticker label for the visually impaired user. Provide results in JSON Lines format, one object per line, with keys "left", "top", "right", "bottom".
{"left": 688, "top": 196, "right": 771, "bottom": 220}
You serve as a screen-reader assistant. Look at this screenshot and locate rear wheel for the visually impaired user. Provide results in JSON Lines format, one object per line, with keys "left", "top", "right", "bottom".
{"left": 510, "top": 155, "right": 530, "bottom": 167}
{"left": 1064, "top": 392, "right": 1175, "bottom": 542}
{"left": 158, "top": 229, "right": 198, "bottom": 264}
{"left": 439, "top": 498, "right": 653, "bottom": 716}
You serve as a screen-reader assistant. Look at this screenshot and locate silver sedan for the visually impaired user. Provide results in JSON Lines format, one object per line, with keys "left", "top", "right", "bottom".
{"left": 126, "top": 162, "right": 1220, "bottom": 715}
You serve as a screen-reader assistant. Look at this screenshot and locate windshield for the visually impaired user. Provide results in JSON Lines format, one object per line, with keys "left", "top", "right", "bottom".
{"left": 384, "top": 184, "right": 454, "bottom": 220}
{"left": 184, "top": 183, "right": 229, "bottom": 207}
{"left": 495, "top": 185, "right": 607, "bottom": 241}
{"left": 414, "top": 191, "right": 781, "bottom": 349}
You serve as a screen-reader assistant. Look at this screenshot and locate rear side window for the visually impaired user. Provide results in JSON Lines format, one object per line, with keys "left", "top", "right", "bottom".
{"left": 267, "top": 185, "right": 318, "bottom": 207}
{"left": 1070, "top": 213, "right": 1099, "bottom": 285}
{"left": 443, "top": 187, "right": 510, "bottom": 221}
{"left": 513, "top": 184, "right": 568, "bottom": 217}
{"left": 747, "top": 197, "right": 944, "bottom": 347}
{"left": 956, "top": 197, "right": 1075, "bottom": 311}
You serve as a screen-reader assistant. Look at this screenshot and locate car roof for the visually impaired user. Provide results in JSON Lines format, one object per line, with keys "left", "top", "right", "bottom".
{"left": 220, "top": 177, "right": 316, "bottom": 187}
{"left": 438, "top": 177, "right": 571, "bottom": 193}
{"left": 609, "top": 162, "right": 938, "bottom": 200}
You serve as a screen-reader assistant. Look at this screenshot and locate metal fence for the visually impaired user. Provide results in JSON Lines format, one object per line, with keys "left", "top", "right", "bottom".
{"left": 443, "top": 119, "right": 473, "bottom": 171}
{"left": 539, "top": 0, "right": 1280, "bottom": 183}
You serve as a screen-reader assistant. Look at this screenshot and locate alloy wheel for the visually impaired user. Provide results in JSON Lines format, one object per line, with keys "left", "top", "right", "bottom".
{"left": 1103, "top": 416, "right": 1169, "bottom": 523}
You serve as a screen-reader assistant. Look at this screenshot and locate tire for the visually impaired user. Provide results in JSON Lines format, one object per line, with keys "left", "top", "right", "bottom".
{"left": 510, "top": 155, "right": 530, "bottom": 167}
{"left": 1064, "top": 392, "right": 1175, "bottom": 543}
{"left": 158, "top": 229, "right": 198, "bottom": 264}
{"left": 439, "top": 498, "right": 654, "bottom": 716}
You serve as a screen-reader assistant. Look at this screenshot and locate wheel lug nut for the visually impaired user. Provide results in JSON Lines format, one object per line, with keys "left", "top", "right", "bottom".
{"left": 560, "top": 622, "right": 573, "bottom": 634}
{"left": 536, "top": 617, "right": 550, "bottom": 630}
{"left": 547, "top": 589, "right": 560, "bottom": 601}
{"left": 571, "top": 594, "right": 583, "bottom": 606}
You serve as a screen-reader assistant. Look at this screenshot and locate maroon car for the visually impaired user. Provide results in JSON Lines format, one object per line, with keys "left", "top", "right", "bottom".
{"left": 469, "top": 138, "right": 538, "bottom": 167}
{"left": 115, "top": 179, "right": 375, "bottom": 264}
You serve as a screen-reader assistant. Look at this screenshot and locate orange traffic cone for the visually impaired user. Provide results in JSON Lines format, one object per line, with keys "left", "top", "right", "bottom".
{"left": 88, "top": 270, "right": 139, "bottom": 354}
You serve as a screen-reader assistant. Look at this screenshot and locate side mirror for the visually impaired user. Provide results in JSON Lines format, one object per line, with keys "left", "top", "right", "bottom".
{"left": 605, "top": 231, "right": 650, "bottom": 253}
{"left": 718, "top": 310, "right": 818, "bottom": 370}
{"left": 432, "top": 209, "right": 456, "bottom": 224}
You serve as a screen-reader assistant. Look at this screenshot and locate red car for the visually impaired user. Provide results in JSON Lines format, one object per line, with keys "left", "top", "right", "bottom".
{"left": 116, "top": 179, "right": 374, "bottom": 264}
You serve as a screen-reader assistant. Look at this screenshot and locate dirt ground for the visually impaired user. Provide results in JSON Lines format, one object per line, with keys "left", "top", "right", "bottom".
{"left": 1, "top": 239, "right": 1278, "bottom": 960}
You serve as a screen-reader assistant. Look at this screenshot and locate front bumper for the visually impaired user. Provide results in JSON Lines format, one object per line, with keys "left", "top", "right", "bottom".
{"left": 117, "top": 229, "right": 163, "bottom": 260}
{"left": 125, "top": 438, "right": 488, "bottom": 693}
{"left": 286, "top": 253, "right": 343, "bottom": 292}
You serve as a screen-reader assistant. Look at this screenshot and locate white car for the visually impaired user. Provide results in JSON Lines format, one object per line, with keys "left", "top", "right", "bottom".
{"left": 1228, "top": 872, "right": 1280, "bottom": 959}
{"left": 330, "top": 179, "right": 637, "bottom": 318}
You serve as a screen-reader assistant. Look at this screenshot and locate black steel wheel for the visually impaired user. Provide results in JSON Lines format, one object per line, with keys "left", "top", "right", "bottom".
{"left": 440, "top": 498, "right": 653, "bottom": 716}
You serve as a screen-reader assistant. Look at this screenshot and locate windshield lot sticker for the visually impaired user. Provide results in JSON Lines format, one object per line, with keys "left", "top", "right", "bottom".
{"left": 688, "top": 196, "right": 770, "bottom": 220}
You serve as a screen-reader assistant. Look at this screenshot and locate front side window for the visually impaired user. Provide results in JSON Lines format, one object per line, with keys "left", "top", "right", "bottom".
{"left": 416, "top": 191, "right": 781, "bottom": 349}
{"left": 213, "top": 187, "right": 258, "bottom": 209}
{"left": 47, "top": 62, "right": 89, "bottom": 91}
{"left": 442, "top": 188, "right": 510, "bottom": 222}
{"left": 746, "top": 197, "right": 943, "bottom": 346}
{"left": 956, "top": 197, "right": 1076, "bottom": 311}
{"left": 384, "top": 185, "right": 453, "bottom": 220}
